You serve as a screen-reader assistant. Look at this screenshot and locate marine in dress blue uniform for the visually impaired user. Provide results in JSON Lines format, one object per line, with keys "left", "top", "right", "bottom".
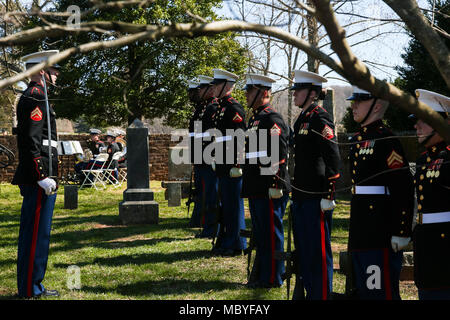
{"left": 410, "top": 89, "right": 450, "bottom": 300}
{"left": 289, "top": 70, "right": 341, "bottom": 300}
{"left": 12, "top": 50, "right": 61, "bottom": 298}
{"left": 210, "top": 69, "right": 247, "bottom": 256}
{"left": 241, "top": 74, "right": 291, "bottom": 288}
{"left": 347, "top": 86, "right": 414, "bottom": 300}
{"left": 187, "top": 75, "right": 220, "bottom": 238}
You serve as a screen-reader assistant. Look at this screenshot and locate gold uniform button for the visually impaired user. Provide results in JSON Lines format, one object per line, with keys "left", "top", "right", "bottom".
{"left": 357, "top": 136, "right": 362, "bottom": 141}
{"left": 400, "top": 231, "right": 404, "bottom": 235}
{"left": 401, "top": 221, "right": 405, "bottom": 225}
{"left": 420, "top": 195, "right": 424, "bottom": 201}
{"left": 369, "top": 205, "right": 374, "bottom": 210}
{"left": 353, "top": 170, "right": 356, "bottom": 174}
{"left": 355, "top": 153, "right": 359, "bottom": 157}
{"left": 354, "top": 161, "right": 357, "bottom": 166}
{"left": 418, "top": 204, "right": 422, "bottom": 210}
{"left": 442, "top": 234, "right": 446, "bottom": 239}
{"left": 419, "top": 185, "right": 423, "bottom": 191}
{"left": 356, "top": 144, "right": 360, "bottom": 149}
{"left": 402, "top": 211, "right": 406, "bottom": 215}
{"left": 427, "top": 157, "right": 431, "bottom": 163}
{"left": 420, "top": 174, "right": 424, "bottom": 180}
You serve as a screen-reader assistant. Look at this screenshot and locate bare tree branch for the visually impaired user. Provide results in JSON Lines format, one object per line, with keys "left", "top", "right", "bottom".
{"left": 382, "top": 0, "right": 450, "bottom": 88}
{"left": 0, "top": 20, "right": 345, "bottom": 88}
{"left": 311, "top": 0, "right": 450, "bottom": 141}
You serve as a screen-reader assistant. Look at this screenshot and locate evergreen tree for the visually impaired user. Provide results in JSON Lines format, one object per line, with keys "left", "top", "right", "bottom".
{"left": 395, "top": 0, "right": 449, "bottom": 98}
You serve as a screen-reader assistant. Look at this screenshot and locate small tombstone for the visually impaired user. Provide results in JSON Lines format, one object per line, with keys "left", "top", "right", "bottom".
{"left": 64, "top": 185, "right": 78, "bottom": 210}
{"left": 167, "top": 183, "right": 181, "bottom": 207}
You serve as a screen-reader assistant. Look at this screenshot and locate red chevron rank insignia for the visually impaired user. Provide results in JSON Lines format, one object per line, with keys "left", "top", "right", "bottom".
{"left": 30, "top": 107, "right": 43, "bottom": 121}
{"left": 270, "top": 123, "right": 281, "bottom": 136}
{"left": 387, "top": 150, "right": 403, "bottom": 169}
{"left": 232, "top": 113, "right": 243, "bottom": 123}
{"left": 322, "top": 124, "right": 334, "bottom": 140}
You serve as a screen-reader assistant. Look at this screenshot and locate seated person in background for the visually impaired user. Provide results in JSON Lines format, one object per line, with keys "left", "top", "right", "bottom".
{"left": 115, "top": 129, "right": 127, "bottom": 168}
{"left": 74, "top": 128, "right": 107, "bottom": 183}
{"left": 106, "top": 130, "right": 121, "bottom": 182}
{"left": 87, "top": 128, "right": 106, "bottom": 156}
{"left": 115, "top": 129, "right": 126, "bottom": 151}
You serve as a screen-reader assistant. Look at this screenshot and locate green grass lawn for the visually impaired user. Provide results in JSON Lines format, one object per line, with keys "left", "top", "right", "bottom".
{"left": 0, "top": 182, "right": 417, "bottom": 300}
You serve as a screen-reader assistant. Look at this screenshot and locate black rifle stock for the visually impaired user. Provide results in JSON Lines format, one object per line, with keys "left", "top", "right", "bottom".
{"left": 240, "top": 228, "right": 254, "bottom": 281}
{"left": 186, "top": 167, "right": 194, "bottom": 218}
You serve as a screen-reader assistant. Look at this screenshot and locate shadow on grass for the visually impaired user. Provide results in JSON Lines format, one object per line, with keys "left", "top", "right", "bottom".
{"left": 53, "top": 249, "right": 213, "bottom": 269}
{"left": 82, "top": 279, "right": 246, "bottom": 297}
{"left": 44, "top": 216, "right": 194, "bottom": 253}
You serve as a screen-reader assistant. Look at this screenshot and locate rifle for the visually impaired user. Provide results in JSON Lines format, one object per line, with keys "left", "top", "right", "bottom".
{"left": 0, "top": 143, "right": 14, "bottom": 169}
{"left": 211, "top": 184, "right": 224, "bottom": 250}
{"left": 274, "top": 199, "right": 304, "bottom": 300}
{"left": 239, "top": 228, "right": 254, "bottom": 281}
{"left": 186, "top": 167, "right": 195, "bottom": 218}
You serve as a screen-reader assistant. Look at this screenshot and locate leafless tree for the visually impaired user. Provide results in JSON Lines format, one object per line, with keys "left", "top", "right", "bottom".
{"left": 0, "top": 0, "right": 448, "bottom": 139}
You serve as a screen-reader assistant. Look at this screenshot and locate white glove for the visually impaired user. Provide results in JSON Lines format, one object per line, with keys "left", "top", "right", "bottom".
{"left": 268, "top": 188, "right": 283, "bottom": 199}
{"left": 99, "top": 146, "right": 107, "bottom": 153}
{"left": 320, "top": 199, "right": 336, "bottom": 211}
{"left": 391, "top": 236, "right": 411, "bottom": 253}
{"left": 211, "top": 161, "right": 216, "bottom": 172}
{"left": 229, "top": 167, "right": 243, "bottom": 178}
{"left": 37, "top": 177, "right": 57, "bottom": 195}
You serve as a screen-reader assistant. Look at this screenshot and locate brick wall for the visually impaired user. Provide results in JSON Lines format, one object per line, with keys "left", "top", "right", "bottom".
{"left": 0, "top": 132, "right": 421, "bottom": 187}
{"left": 0, "top": 134, "right": 177, "bottom": 183}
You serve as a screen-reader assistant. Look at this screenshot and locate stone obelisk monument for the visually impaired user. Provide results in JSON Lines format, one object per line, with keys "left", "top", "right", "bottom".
{"left": 119, "top": 119, "right": 159, "bottom": 224}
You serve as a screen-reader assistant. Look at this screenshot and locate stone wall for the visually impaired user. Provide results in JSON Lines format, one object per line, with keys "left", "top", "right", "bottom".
{"left": 0, "top": 134, "right": 178, "bottom": 183}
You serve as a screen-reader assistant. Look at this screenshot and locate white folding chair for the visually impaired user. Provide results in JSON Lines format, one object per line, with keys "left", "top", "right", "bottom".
{"left": 79, "top": 153, "right": 109, "bottom": 190}
{"left": 118, "top": 167, "right": 127, "bottom": 185}
{"left": 102, "top": 151, "right": 124, "bottom": 187}
{"left": 117, "top": 147, "right": 127, "bottom": 185}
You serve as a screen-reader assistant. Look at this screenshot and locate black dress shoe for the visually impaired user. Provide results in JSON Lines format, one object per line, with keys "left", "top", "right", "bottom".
{"left": 246, "top": 281, "right": 281, "bottom": 289}
{"left": 221, "top": 249, "right": 243, "bottom": 257}
{"left": 34, "top": 289, "right": 60, "bottom": 298}
{"left": 211, "top": 247, "right": 224, "bottom": 256}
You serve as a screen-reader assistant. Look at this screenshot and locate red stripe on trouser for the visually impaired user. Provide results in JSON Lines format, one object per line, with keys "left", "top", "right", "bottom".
{"left": 27, "top": 188, "right": 43, "bottom": 297}
{"left": 383, "top": 248, "right": 392, "bottom": 300}
{"left": 320, "top": 209, "right": 327, "bottom": 300}
{"left": 269, "top": 199, "right": 275, "bottom": 284}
